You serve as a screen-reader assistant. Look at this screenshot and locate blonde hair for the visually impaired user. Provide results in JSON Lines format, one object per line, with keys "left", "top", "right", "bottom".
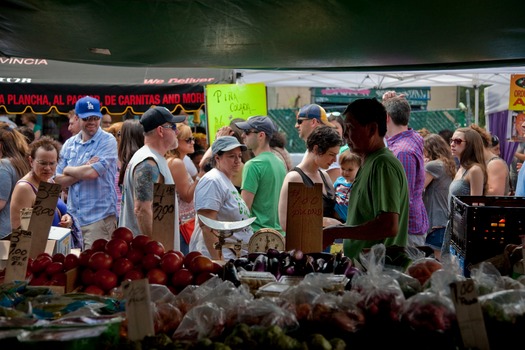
{"left": 339, "top": 149, "right": 362, "bottom": 166}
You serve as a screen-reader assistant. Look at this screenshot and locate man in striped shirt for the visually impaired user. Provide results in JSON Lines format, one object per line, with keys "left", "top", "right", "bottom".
{"left": 383, "top": 92, "right": 429, "bottom": 248}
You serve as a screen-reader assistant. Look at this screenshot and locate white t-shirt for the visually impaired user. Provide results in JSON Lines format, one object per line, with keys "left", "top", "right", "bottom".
{"left": 183, "top": 155, "right": 198, "bottom": 178}
{"left": 189, "top": 168, "right": 253, "bottom": 260}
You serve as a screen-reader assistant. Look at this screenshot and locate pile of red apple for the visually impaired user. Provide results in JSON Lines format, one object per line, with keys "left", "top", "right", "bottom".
{"left": 28, "top": 227, "right": 222, "bottom": 296}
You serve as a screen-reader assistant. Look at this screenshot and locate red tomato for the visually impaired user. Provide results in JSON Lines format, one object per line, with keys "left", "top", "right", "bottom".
{"left": 130, "top": 235, "right": 152, "bottom": 251}
{"left": 171, "top": 268, "right": 194, "bottom": 287}
{"left": 194, "top": 271, "right": 215, "bottom": 285}
{"left": 83, "top": 285, "right": 105, "bottom": 296}
{"left": 111, "top": 227, "right": 134, "bottom": 243}
{"left": 142, "top": 253, "right": 161, "bottom": 270}
{"left": 29, "top": 273, "right": 49, "bottom": 286}
{"left": 31, "top": 254, "right": 53, "bottom": 274}
{"left": 81, "top": 268, "right": 95, "bottom": 285}
{"left": 124, "top": 269, "right": 144, "bottom": 281}
{"left": 91, "top": 238, "right": 109, "bottom": 252}
{"left": 78, "top": 249, "right": 94, "bottom": 267}
{"left": 52, "top": 253, "right": 65, "bottom": 263}
{"left": 50, "top": 272, "right": 67, "bottom": 286}
{"left": 126, "top": 248, "right": 144, "bottom": 265}
{"left": 105, "top": 238, "right": 129, "bottom": 259}
{"left": 111, "top": 257, "right": 134, "bottom": 276}
{"left": 88, "top": 251, "right": 113, "bottom": 271}
{"left": 63, "top": 254, "right": 79, "bottom": 271}
{"left": 211, "top": 261, "right": 223, "bottom": 275}
{"left": 94, "top": 269, "right": 118, "bottom": 291}
{"left": 36, "top": 252, "right": 52, "bottom": 260}
{"left": 160, "top": 252, "right": 183, "bottom": 274}
{"left": 166, "top": 249, "right": 185, "bottom": 260}
{"left": 183, "top": 251, "right": 202, "bottom": 269}
{"left": 146, "top": 268, "right": 168, "bottom": 285}
{"left": 45, "top": 261, "right": 64, "bottom": 276}
{"left": 144, "top": 240, "right": 165, "bottom": 257}
{"left": 190, "top": 255, "right": 214, "bottom": 274}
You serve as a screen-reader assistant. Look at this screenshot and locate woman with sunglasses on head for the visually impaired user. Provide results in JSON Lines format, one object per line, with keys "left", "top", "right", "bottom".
{"left": 166, "top": 123, "right": 205, "bottom": 255}
{"left": 442, "top": 127, "right": 486, "bottom": 256}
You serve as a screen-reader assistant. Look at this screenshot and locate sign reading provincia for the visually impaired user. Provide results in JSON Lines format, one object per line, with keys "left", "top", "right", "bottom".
{"left": 205, "top": 83, "right": 267, "bottom": 145}
{"left": 0, "top": 58, "right": 233, "bottom": 115}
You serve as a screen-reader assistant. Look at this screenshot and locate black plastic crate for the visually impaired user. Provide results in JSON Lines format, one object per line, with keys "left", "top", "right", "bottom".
{"left": 449, "top": 196, "right": 525, "bottom": 275}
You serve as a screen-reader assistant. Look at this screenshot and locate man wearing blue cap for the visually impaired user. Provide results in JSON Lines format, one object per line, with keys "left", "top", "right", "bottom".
{"left": 120, "top": 106, "right": 185, "bottom": 243}
{"left": 235, "top": 116, "right": 287, "bottom": 234}
{"left": 55, "top": 96, "right": 118, "bottom": 249}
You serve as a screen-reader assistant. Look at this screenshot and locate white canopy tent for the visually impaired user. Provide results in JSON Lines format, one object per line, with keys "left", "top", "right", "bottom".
{"left": 236, "top": 66, "right": 525, "bottom": 124}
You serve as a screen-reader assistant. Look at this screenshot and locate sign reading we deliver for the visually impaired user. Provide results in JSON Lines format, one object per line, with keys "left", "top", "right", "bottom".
{"left": 205, "top": 83, "right": 267, "bottom": 144}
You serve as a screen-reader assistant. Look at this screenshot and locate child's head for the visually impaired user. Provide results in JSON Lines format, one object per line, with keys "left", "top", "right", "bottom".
{"left": 339, "top": 149, "right": 362, "bottom": 182}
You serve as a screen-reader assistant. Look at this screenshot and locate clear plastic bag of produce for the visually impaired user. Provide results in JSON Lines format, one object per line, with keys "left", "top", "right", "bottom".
{"left": 279, "top": 283, "right": 324, "bottom": 321}
{"left": 352, "top": 244, "right": 405, "bottom": 324}
{"left": 172, "top": 301, "right": 225, "bottom": 340}
{"left": 235, "top": 297, "right": 299, "bottom": 331}
{"left": 310, "top": 291, "right": 365, "bottom": 333}
{"left": 470, "top": 261, "right": 524, "bottom": 296}
{"left": 400, "top": 291, "right": 457, "bottom": 333}
{"left": 152, "top": 301, "right": 183, "bottom": 335}
{"left": 405, "top": 256, "right": 443, "bottom": 287}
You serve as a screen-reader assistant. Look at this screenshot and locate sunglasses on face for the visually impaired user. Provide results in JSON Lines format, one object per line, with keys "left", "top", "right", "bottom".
{"left": 450, "top": 138, "right": 466, "bottom": 145}
{"left": 184, "top": 137, "right": 195, "bottom": 143}
{"left": 244, "top": 129, "right": 259, "bottom": 135}
{"left": 161, "top": 123, "right": 178, "bottom": 132}
{"left": 296, "top": 118, "right": 310, "bottom": 125}
{"left": 81, "top": 116, "right": 101, "bottom": 122}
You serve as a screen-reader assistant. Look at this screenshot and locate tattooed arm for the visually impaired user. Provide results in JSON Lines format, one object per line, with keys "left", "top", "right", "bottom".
{"left": 132, "top": 159, "right": 160, "bottom": 237}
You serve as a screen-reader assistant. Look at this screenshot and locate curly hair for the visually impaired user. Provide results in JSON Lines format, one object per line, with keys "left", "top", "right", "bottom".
{"left": 29, "top": 136, "right": 61, "bottom": 159}
{"left": 424, "top": 133, "right": 456, "bottom": 178}
{"left": 306, "top": 125, "right": 343, "bottom": 154}
{"left": 469, "top": 124, "right": 492, "bottom": 148}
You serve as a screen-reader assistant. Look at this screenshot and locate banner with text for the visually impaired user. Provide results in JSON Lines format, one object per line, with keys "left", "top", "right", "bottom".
{"left": 0, "top": 83, "right": 205, "bottom": 115}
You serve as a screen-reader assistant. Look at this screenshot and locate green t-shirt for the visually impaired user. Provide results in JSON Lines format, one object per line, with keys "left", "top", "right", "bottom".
{"left": 241, "top": 151, "right": 287, "bottom": 234}
{"left": 343, "top": 147, "right": 409, "bottom": 258}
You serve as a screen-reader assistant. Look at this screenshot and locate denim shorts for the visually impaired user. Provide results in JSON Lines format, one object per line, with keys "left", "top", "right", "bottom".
{"left": 425, "top": 227, "right": 446, "bottom": 251}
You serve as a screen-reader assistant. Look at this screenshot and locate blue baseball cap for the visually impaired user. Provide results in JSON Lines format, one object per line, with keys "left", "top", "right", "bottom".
{"left": 75, "top": 96, "right": 103, "bottom": 119}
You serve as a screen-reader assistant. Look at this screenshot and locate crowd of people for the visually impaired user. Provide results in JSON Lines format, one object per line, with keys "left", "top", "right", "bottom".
{"left": 0, "top": 93, "right": 522, "bottom": 264}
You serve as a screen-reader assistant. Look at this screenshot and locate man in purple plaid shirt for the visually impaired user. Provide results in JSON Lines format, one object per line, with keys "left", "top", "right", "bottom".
{"left": 383, "top": 92, "right": 429, "bottom": 247}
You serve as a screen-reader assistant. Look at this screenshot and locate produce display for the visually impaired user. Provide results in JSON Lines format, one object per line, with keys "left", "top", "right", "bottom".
{"left": 1, "top": 227, "right": 525, "bottom": 350}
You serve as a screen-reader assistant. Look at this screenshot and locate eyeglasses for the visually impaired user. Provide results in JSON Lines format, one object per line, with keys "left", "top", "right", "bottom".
{"left": 35, "top": 160, "right": 57, "bottom": 167}
{"left": 296, "top": 118, "right": 310, "bottom": 125}
{"left": 185, "top": 137, "right": 195, "bottom": 143}
{"left": 81, "top": 116, "right": 101, "bottom": 122}
{"left": 161, "top": 124, "right": 178, "bottom": 132}
{"left": 450, "top": 138, "right": 466, "bottom": 145}
{"left": 244, "top": 129, "right": 259, "bottom": 135}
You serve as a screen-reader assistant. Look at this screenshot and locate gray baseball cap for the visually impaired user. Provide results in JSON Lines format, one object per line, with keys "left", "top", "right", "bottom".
{"left": 211, "top": 136, "right": 247, "bottom": 155}
{"left": 234, "top": 115, "right": 277, "bottom": 137}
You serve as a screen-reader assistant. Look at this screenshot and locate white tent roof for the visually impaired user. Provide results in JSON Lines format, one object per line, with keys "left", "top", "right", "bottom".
{"left": 235, "top": 67, "right": 525, "bottom": 89}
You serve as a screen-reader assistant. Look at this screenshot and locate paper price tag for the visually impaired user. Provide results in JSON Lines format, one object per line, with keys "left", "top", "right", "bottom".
{"left": 5, "top": 229, "right": 32, "bottom": 283}
{"left": 450, "top": 279, "right": 490, "bottom": 350}
{"left": 152, "top": 183, "right": 177, "bottom": 251}
{"left": 122, "top": 279, "right": 154, "bottom": 341}
{"left": 28, "top": 182, "right": 60, "bottom": 258}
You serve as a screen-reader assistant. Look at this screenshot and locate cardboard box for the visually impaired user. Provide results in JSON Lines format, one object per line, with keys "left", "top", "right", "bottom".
{"left": 45, "top": 226, "right": 71, "bottom": 256}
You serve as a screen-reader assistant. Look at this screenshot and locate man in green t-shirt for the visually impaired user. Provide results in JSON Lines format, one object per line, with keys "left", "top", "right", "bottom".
{"left": 323, "top": 99, "right": 409, "bottom": 258}
{"left": 235, "top": 116, "right": 287, "bottom": 234}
